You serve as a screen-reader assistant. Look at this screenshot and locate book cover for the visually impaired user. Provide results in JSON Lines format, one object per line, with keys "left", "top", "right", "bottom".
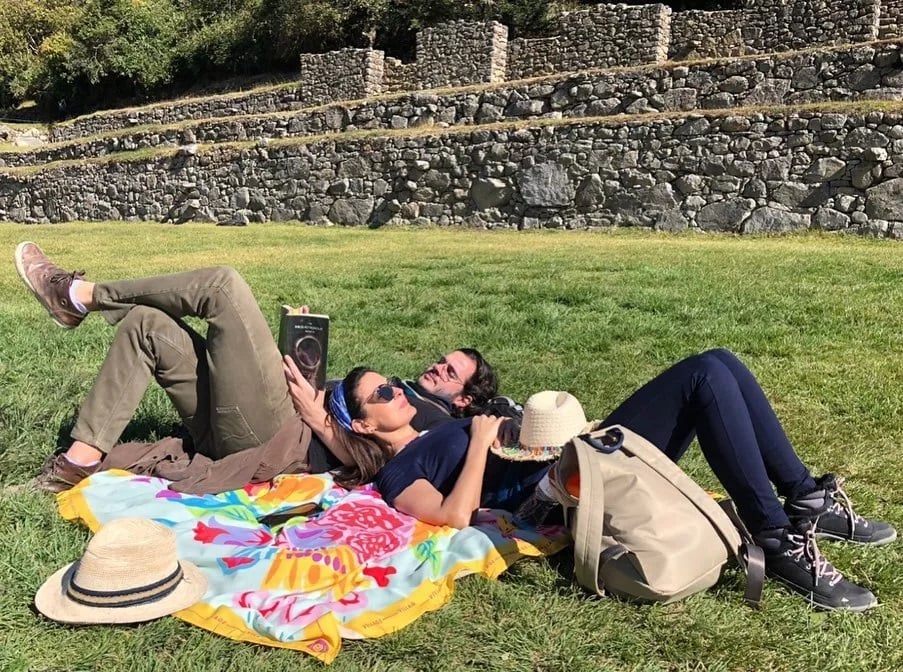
{"left": 278, "top": 305, "right": 329, "bottom": 390}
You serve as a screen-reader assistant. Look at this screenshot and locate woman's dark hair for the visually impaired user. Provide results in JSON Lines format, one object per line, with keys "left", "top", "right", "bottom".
{"left": 327, "top": 366, "right": 395, "bottom": 487}
{"left": 452, "top": 348, "right": 498, "bottom": 418}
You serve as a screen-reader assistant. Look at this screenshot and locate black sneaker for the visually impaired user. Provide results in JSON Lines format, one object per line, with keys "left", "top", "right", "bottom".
{"left": 785, "top": 474, "right": 897, "bottom": 546}
{"left": 755, "top": 524, "right": 878, "bottom": 612}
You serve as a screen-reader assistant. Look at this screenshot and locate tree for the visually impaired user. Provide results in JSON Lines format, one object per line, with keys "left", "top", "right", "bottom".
{"left": 0, "top": 0, "right": 83, "bottom": 109}
{"left": 34, "top": 0, "right": 183, "bottom": 113}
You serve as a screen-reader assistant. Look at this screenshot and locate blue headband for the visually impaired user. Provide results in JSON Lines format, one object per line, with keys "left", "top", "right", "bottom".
{"left": 328, "top": 380, "right": 355, "bottom": 433}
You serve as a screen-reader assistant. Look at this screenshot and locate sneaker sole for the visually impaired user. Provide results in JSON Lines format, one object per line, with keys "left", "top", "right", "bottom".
{"left": 15, "top": 241, "right": 74, "bottom": 329}
{"left": 767, "top": 573, "right": 879, "bottom": 612}
{"left": 816, "top": 529, "right": 898, "bottom": 546}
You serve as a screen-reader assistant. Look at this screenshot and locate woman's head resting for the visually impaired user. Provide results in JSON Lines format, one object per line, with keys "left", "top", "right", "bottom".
{"left": 328, "top": 367, "right": 417, "bottom": 438}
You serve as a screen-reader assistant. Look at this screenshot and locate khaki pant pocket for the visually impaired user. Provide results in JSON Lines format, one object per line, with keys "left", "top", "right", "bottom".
{"left": 213, "top": 406, "right": 260, "bottom": 455}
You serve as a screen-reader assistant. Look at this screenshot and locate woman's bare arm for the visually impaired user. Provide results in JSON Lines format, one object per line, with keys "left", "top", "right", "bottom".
{"left": 392, "top": 416, "right": 504, "bottom": 527}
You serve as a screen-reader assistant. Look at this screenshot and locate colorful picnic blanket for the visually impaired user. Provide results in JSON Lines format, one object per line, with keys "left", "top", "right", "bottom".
{"left": 58, "top": 470, "right": 570, "bottom": 663}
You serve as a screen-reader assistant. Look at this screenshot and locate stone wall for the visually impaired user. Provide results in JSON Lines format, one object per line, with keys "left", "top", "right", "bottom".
{"left": 416, "top": 21, "right": 508, "bottom": 89}
{"left": 507, "top": 3, "right": 672, "bottom": 80}
{"left": 10, "top": 42, "right": 903, "bottom": 169}
{"left": 741, "top": 0, "right": 879, "bottom": 53}
{"left": 5, "top": 110, "right": 903, "bottom": 238}
{"left": 46, "top": 1, "right": 891, "bottom": 145}
{"left": 383, "top": 57, "right": 418, "bottom": 94}
{"left": 671, "top": 0, "right": 880, "bottom": 58}
{"left": 48, "top": 86, "right": 312, "bottom": 144}
{"left": 879, "top": 0, "right": 903, "bottom": 38}
{"left": 297, "top": 48, "right": 384, "bottom": 105}
{"left": 669, "top": 10, "right": 756, "bottom": 60}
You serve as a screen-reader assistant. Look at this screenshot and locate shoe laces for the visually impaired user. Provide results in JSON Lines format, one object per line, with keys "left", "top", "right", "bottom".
{"left": 48, "top": 269, "right": 85, "bottom": 285}
{"left": 787, "top": 523, "right": 844, "bottom": 587}
{"left": 826, "top": 475, "right": 868, "bottom": 532}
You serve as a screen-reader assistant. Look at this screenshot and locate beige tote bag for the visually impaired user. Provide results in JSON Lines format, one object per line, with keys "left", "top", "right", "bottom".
{"left": 550, "top": 424, "right": 764, "bottom": 605}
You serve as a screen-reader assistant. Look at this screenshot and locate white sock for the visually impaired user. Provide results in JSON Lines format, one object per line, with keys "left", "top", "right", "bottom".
{"left": 64, "top": 453, "right": 99, "bottom": 467}
{"left": 68, "top": 280, "right": 88, "bottom": 314}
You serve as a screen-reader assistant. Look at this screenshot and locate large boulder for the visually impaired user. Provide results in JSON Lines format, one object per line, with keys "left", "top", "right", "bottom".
{"left": 803, "top": 158, "right": 846, "bottom": 183}
{"left": 865, "top": 179, "right": 903, "bottom": 221}
{"left": 696, "top": 199, "right": 754, "bottom": 232}
{"left": 742, "top": 207, "right": 810, "bottom": 233}
{"left": 470, "top": 178, "right": 512, "bottom": 210}
{"left": 328, "top": 197, "right": 374, "bottom": 226}
{"left": 517, "top": 163, "right": 574, "bottom": 207}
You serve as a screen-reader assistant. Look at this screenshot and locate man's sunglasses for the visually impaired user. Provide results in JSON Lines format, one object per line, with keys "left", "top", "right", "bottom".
{"left": 368, "top": 382, "right": 400, "bottom": 403}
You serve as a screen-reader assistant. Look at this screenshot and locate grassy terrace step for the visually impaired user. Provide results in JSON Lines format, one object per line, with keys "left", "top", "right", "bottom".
{"left": 3, "top": 98, "right": 902, "bottom": 178}
{"left": 2, "top": 97, "right": 902, "bottom": 233}
{"left": 4, "top": 39, "right": 902, "bottom": 169}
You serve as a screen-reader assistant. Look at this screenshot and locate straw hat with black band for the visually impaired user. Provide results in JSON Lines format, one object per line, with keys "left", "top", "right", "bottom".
{"left": 35, "top": 517, "right": 207, "bottom": 625}
{"left": 491, "top": 390, "right": 594, "bottom": 462}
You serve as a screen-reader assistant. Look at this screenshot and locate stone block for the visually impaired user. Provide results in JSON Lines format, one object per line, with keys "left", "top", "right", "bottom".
{"left": 328, "top": 197, "right": 374, "bottom": 225}
{"left": 470, "top": 178, "right": 513, "bottom": 209}
{"left": 517, "top": 163, "right": 574, "bottom": 207}
{"left": 696, "top": 199, "right": 754, "bottom": 232}
{"left": 865, "top": 178, "right": 903, "bottom": 221}
{"left": 742, "top": 207, "right": 810, "bottom": 233}
{"left": 812, "top": 207, "right": 850, "bottom": 231}
{"left": 654, "top": 209, "right": 689, "bottom": 231}
{"left": 803, "top": 158, "right": 846, "bottom": 183}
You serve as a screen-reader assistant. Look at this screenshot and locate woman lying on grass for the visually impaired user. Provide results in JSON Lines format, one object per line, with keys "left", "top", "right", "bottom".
{"left": 314, "top": 351, "right": 896, "bottom": 612}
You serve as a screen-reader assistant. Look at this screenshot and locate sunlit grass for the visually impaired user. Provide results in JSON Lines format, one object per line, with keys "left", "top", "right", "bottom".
{"left": 1, "top": 224, "right": 902, "bottom": 671}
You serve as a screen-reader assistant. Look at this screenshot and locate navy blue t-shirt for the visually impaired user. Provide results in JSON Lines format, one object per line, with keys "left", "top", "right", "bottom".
{"left": 375, "top": 418, "right": 550, "bottom": 512}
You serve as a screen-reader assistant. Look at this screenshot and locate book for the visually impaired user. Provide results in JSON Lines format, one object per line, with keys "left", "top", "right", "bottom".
{"left": 278, "top": 305, "right": 329, "bottom": 390}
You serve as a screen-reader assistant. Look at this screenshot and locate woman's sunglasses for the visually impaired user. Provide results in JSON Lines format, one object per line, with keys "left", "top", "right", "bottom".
{"left": 368, "top": 382, "right": 400, "bottom": 404}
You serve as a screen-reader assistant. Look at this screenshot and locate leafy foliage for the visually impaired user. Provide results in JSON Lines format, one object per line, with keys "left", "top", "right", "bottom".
{"left": 0, "top": 0, "right": 743, "bottom": 116}
{"left": 0, "top": 0, "right": 81, "bottom": 110}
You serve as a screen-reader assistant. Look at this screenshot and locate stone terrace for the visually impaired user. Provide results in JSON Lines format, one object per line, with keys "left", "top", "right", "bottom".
{"left": 5, "top": 40, "right": 902, "bottom": 169}
{"left": 5, "top": 107, "right": 903, "bottom": 235}
{"left": 4, "top": 0, "right": 903, "bottom": 236}
{"left": 44, "top": 0, "right": 901, "bottom": 143}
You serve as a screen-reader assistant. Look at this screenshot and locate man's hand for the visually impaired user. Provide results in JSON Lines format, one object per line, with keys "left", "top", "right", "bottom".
{"left": 283, "top": 355, "right": 324, "bottom": 421}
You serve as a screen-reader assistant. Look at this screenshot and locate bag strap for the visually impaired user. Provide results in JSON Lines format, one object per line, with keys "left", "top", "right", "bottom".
{"left": 567, "top": 430, "right": 612, "bottom": 594}
{"left": 718, "top": 499, "right": 766, "bottom": 609}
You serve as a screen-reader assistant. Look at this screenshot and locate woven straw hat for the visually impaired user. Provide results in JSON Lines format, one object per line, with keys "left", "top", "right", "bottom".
{"left": 35, "top": 518, "right": 207, "bottom": 624}
{"left": 491, "top": 390, "right": 592, "bottom": 461}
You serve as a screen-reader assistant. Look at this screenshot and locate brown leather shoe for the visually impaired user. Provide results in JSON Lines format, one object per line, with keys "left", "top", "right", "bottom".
{"left": 34, "top": 452, "right": 101, "bottom": 493}
{"left": 15, "top": 241, "right": 86, "bottom": 329}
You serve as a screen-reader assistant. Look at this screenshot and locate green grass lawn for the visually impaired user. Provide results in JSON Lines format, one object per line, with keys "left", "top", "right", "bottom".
{"left": 1, "top": 223, "right": 902, "bottom": 672}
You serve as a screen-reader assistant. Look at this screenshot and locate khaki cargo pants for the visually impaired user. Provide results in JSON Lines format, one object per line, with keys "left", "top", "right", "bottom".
{"left": 71, "top": 266, "right": 294, "bottom": 459}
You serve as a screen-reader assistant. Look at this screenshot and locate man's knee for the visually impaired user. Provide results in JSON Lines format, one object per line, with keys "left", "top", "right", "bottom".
{"left": 209, "top": 266, "right": 246, "bottom": 291}
{"left": 117, "top": 305, "right": 172, "bottom": 335}
{"left": 206, "top": 266, "right": 255, "bottom": 306}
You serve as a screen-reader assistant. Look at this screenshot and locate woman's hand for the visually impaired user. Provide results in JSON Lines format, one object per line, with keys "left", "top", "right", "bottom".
{"left": 493, "top": 418, "right": 521, "bottom": 449}
{"left": 469, "top": 415, "right": 505, "bottom": 452}
{"left": 283, "top": 355, "right": 324, "bottom": 421}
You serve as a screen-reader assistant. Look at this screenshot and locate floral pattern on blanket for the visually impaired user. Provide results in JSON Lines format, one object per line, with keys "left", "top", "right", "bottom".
{"left": 58, "top": 469, "right": 569, "bottom": 663}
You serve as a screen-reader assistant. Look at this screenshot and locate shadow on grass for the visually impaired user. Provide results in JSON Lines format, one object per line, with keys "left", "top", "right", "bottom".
{"left": 500, "top": 546, "right": 582, "bottom": 596}
{"left": 54, "top": 413, "right": 184, "bottom": 448}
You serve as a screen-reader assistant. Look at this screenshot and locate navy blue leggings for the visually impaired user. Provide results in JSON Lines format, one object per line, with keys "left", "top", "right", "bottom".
{"left": 601, "top": 349, "right": 817, "bottom": 533}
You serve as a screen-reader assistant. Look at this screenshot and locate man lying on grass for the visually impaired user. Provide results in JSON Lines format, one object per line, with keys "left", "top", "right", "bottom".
{"left": 14, "top": 241, "right": 502, "bottom": 492}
